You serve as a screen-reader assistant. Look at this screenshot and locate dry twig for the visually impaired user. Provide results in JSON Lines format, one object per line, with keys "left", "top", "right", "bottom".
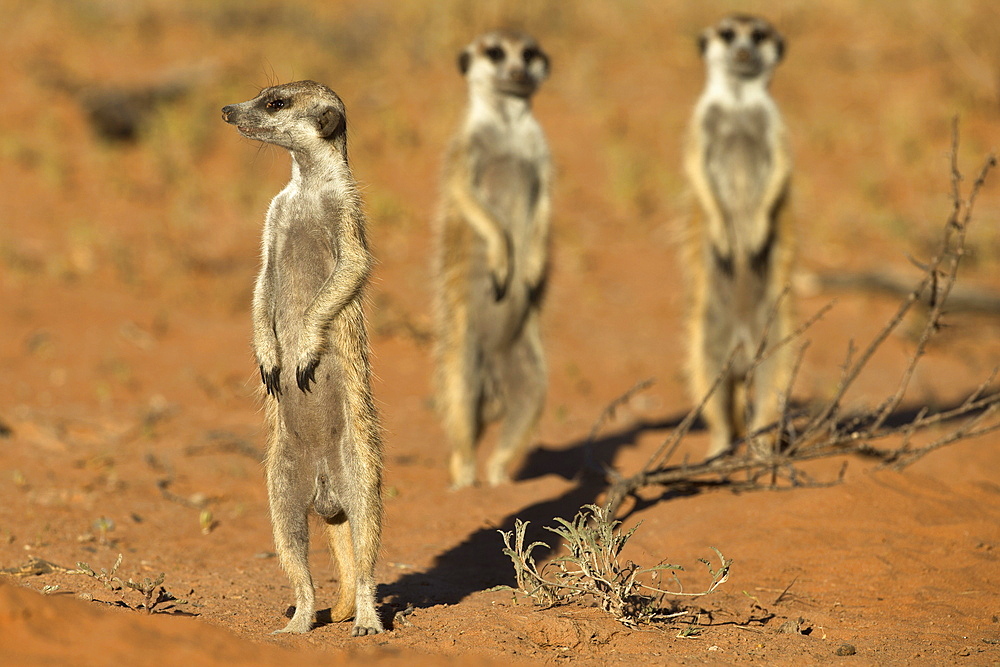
{"left": 605, "top": 124, "right": 998, "bottom": 517}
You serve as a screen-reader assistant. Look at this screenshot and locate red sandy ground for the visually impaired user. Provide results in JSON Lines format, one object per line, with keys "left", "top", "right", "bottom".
{"left": 1, "top": 1, "right": 999, "bottom": 665}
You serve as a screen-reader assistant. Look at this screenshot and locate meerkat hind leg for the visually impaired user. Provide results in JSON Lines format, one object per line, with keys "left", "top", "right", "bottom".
{"left": 690, "top": 337, "right": 739, "bottom": 460}
{"left": 346, "top": 494, "right": 383, "bottom": 636}
{"left": 267, "top": 464, "right": 316, "bottom": 634}
{"left": 747, "top": 346, "right": 790, "bottom": 458}
{"left": 441, "top": 345, "right": 482, "bottom": 489}
{"left": 325, "top": 517, "right": 357, "bottom": 623}
{"left": 702, "top": 375, "right": 739, "bottom": 460}
{"left": 486, "top": 325, "right": 545, "bottom": 486}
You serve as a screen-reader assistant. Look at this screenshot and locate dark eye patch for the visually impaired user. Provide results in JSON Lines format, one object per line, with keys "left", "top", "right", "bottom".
{"left": 484, "top": 45, "right": 505, "bottom": 63}
{"left": 265, "top": 98, "right": 288, "bottom": 111}
{"left": 751, "top": 28, "right": 769, "bottom": 44}
{"left": 718, "top": 28, "right": 736, "bottom": 43}
{"left": 522, "top": 47, "right": 539, "bottom": 64}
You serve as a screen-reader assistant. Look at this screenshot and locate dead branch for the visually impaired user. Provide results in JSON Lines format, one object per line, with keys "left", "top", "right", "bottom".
{"left": 583, "top": 378, "right": 656, "bottom": 477}
{"left": 605, "top": 125, "right": 998, "bottom": 518}
{"left": 810, "top": 271, "right": 1000, "bottom": 315}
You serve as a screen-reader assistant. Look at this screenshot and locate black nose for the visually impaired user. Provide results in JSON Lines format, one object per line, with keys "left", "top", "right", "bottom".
{"left": 221, "top": 105, "right": 235, "bottom": 123}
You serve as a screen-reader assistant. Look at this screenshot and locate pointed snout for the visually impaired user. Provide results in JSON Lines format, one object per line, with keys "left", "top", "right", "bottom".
{"left": 221, "top": 104, "right": 236, "bottom": 124}
{"left": 507, "top": 62, "right": 534, "bottom": 86}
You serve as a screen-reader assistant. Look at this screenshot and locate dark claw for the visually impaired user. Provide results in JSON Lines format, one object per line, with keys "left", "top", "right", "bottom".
{"left": 296, "top": 358, "right": 319, "bottom": 393}
{"left": 527, "top": 275, "right": 547, "bottom": 305}
{"left": 260, "top": 365, "right": 282, "bottom": 397}
{"left": 491, "top": 273, "right": 508, "bottom": 301}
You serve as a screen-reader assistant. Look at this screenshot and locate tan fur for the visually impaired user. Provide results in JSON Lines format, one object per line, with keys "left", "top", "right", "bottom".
{"left": 433, "top": 30, "right": 553, "bottom": 488}
{"left": 222, "top": 80, "right": 383, "bottom": 636}
{"left": 683, "top": 15, "right": 794, "bottom": 458}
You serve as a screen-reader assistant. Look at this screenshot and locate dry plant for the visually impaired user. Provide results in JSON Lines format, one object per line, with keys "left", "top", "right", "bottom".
{"left": 77, "top": 553, "right": 183, "bottom": 614}
{"left": 604, "top": 123, "right": 998, "bottom": 516}
{"left": 498, "top": 504, "right": 731, "bottom": 627}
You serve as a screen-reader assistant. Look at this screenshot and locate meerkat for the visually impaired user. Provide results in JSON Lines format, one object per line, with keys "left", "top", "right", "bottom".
{"left": 682, "top": 14, "right": 794, "bottom": 459}
{"left": 221, "top": 81, "right": 383, "bottom": 637}
{"left": 433, "top": 29, "right": 553, "bottom": 488}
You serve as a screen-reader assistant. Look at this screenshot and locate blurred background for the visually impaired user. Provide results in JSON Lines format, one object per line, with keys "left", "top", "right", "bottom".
{"left": 2, "top": 0, "right": 999, "bottom": 450}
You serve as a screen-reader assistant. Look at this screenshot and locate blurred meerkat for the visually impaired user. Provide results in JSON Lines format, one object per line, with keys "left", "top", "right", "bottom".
{"left": 434, "top": 29, "right": 553, "bottom": 488}
{"left": 221, "top": 81, "right": 383, "bottom": 637}
{"left": 683, "top": 15, "right": 793, "bottom": 458}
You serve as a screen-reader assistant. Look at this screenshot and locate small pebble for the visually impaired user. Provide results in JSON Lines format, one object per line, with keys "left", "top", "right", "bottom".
{"left": 835, "top": 643, "right": 857, "bottom": 656}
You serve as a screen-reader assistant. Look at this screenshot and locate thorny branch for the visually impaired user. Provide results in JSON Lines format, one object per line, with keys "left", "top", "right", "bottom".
{"left": 604, "top": 124, "right": 998, "bottom": 518}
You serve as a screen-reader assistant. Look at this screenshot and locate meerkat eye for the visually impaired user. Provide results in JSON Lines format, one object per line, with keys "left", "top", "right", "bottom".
{"left": 522, "top": 47, "right": 539, "bottom": 64}
{"left": 751, "top": 28, "right": 769, "bottom": 44}
{"left": 485, "top": 46, "right": 505, "bottom": 63}
{"left": 718, "top": 28, "right": 736, "bottom": 43}
{"left": 266, "top": 98, "right": 287, "bottom": 111}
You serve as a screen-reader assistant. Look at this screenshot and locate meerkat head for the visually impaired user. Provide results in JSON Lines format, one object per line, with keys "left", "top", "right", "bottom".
{"left": 458, "top": 29, "right": 549, "bottom": 99}
{"left": 698, "top": 14, "right": 784, "bottom": 81}
{"left": 222, "top": 80, "right": 347, "bottom": 154}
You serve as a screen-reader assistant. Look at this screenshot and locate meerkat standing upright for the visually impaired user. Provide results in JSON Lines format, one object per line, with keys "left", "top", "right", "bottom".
{"left": 434, "top": 29, "right": 553, "bottom": 488}
{"left": 221, "top": 81, "right": 383, "bottom": 637}
{"left": 683, "top": 15, "right": 794, "bottom": 458}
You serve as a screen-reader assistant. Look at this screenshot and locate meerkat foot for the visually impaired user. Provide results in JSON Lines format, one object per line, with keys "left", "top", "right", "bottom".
{"left": 273, "top": 612, "right": 313, "bottom": 634}
{"left": 705, "top": 434, "right": 734, "bottom": 461}
{"left": 485, "top": 461, "right": 511, "bottom": 487}
{"left": 749, "top": 433, "right": 777, "bottom": 459}
{"left": 351, "top": 603, "right": 384, "bottom": 636}
{"left": 449, "top": 476, "right": 476, "bottom": 491}
{"left": 449, "top": 450, "right": 476, "bottom": 489}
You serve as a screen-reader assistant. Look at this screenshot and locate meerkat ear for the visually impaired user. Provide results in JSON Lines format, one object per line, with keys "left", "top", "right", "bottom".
{"left": 316, "top": 107, "right": 345, "bottom": 138}
{"left": 697, "top": 33, "right": 708, "bottom": 55}
{"left": 458, "top": 50, "right": 472, "bottom": 75}
{"left": 774, "top": 35, "right": 786, "bottom": 62}
{"left": 537, "top": 51, "right": 551, "bottom": 78}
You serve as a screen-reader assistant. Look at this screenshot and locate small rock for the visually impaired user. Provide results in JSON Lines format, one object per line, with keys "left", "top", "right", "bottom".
{"left": 777, "top": 617, "right": 805, "bottom": 634}
{"left": 835, "top": 643, "right": 857, "bottom": 656}
{"left": 393, "top": 603, "right": 415, "bottom": 628}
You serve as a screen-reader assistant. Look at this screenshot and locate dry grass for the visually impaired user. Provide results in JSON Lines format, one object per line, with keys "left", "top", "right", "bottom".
{"left": 499, "top": 504, "right": 731, "bottom": 628}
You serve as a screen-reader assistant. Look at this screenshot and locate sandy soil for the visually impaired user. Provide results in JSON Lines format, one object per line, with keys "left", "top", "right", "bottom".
{"left": 2, "top": 1, "right": 1000, "bottom": 664}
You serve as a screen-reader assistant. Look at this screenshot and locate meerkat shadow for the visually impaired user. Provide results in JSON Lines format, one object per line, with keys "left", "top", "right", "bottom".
{"left": 380, "top": 480, "right": 602, "bottom": 612}
{"left": 512, "top": 409, "right": 698, "bottom": 482}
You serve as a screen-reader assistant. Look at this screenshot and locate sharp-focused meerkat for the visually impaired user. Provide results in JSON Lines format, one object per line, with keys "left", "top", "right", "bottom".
{"left": 683, "top": 15, "right": 794, "bottom": 458}
{"left": 434, "top": 29, "right": 552, "bottom": 488}
{"left": 221, "top": 81, "right": 383, "bottom": 637}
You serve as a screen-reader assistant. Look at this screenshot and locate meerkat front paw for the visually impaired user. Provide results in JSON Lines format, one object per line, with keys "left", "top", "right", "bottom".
{"left": 254, "top": 331, "right": 282, "bottom": 397}
{"left": 523, "top": 255, "right": 544, "bottom": 293}
{"left": 295, "top": 356, "right": 320, "bottom": 393}
{"left": 260, "top": 364, "right": 282, "bottom": 397}
{"left": 523, "top": 250, "right": 548, "bottom": 302}
{"left": 488, "top": 234, "right": 513, "bottom": 300}
{"left": 290, "top": 328, "right": 325, "bottom": 393}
